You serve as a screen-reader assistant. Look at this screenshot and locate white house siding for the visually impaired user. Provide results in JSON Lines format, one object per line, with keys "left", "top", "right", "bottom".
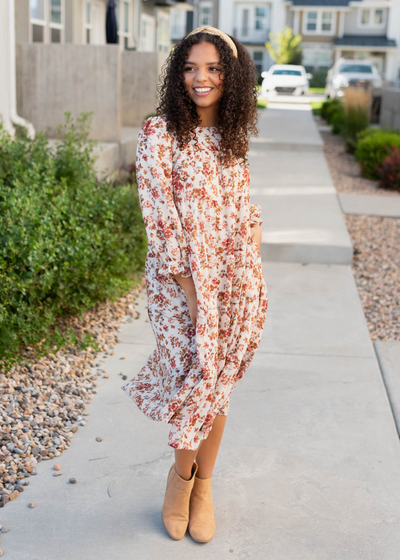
{"left": 218, "top": 0, "right": 285, "bottom": 73}
{"left": 344, "top": 5, "right": 389, "bottom": 36}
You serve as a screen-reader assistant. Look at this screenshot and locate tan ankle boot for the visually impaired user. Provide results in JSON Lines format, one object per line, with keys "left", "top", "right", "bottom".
{"left": 188, "top": 475, "right": 215, "bottom": 543}
{"left": 161, "top": 462, "right": 198, "bottom": 540}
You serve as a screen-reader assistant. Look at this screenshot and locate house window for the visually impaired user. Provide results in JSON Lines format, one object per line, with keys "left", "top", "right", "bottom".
{"left": 306, "top": 11, "right": 317, "bottom": 32}
{"left": 361, "top": 9, "right": 369, "bottom": 24}
{"left": 235, "top": 4, "right": 269, "bottom": 39}
{"left": 374, "top": 9, "right": 383, "bottom": 25}
{"left": 157, "top": 11, "right": 170, "bottom": 53}
{"left": 302, "top": 47, "right": 332, "bottom": 70}
{"left": 140, "top": 13, "right": 155, "bottom": 52}
{"left": 116, "top": 0, "right": 132, "bottom": 49}
{"left": 30, "top": 0, "right": 64, "bottom": 43}
{"left": 199, "top": 2, "right": 212, "bottom": 26}
{"left": 84, "top": 1, "right": 91, "bottom": 43}
{"left": 359, "top": 8, "right": 386, "bottom": 28}
{"left": 304, "top": 10, "right": 335, "bottom": 35}
{"left": 321, "top": 11, "right": 332, "bottom": 32}
{"left": 170, "top": 9, "right": 186, "bottom": 39}
{"left": 252, "top": 51, "right": 263, "bottom": 74}
{"left": 255, "top": 6, "right": 266, "bottom": 29}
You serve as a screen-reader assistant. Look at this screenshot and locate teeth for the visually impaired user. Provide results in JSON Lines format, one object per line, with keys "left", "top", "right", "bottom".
{"left": 194, "top": 87, "right": 212, "bottom": 92}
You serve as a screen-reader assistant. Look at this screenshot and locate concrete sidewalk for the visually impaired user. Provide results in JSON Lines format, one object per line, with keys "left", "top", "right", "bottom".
{"left": 251, "top": 105, "right": 352, "bottom": 265}
{"left": 3, "top": 104, "right": 400, "bottom": 560}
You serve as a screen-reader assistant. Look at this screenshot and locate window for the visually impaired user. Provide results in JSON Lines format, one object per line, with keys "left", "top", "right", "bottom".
{"left": 361, "top": 9, "right": 369, "bottom": 24}
{"left": 170, "top": 9, "right": 186, "bottom": 39}
{"left": 30, "top": 0, "right": 64, "bottom": 43}
{"left": 255, "top": 6, "right": 266, "bottom": 30}
{"left": 140, "top": 13, "right": 155, "bottom": 52}
{"left": 302, "top": 47, "right": 332, "bottom": 69}
{"left": 236, "top": 4, "right": 269, "bottom": 40}
{"left": 116, "top": 0, "right": 132, "bottom": 49}
{"left": 321, "top": 11, "right": 332, "bottom": 32}
{"left": 199, "top": 2, "right": 212, "bottom": 26}
{"left": 359, "top": 8, "right": 386, "bottom": 28}
{"left": 252, "top": 51, "right": 263, "bottom": 74}
{"left": 272, "top": 69, "right": 302, "bottom": 76}
{"left": 157, "top": 11, "right": 170, "bottom": 53}
{"left": 374, "top": 9, "right": 383, "bottom": 25}
{"left": 339, "top": 63, "right": 375, "bottom": 74}
{"left": 304, "top": 10, "right": 335, "bottom": 34}
{"left": 306, "top": 12, "right": 317, "bottom": 32}
{"left": 30, "top": 0, "right": 45, "bottom": 19}
{"left": 84, "top": 1, "right": 91, "bottom": 43}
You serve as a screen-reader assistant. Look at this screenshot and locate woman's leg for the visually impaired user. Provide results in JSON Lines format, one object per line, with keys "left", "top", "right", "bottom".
{"left": 174, "top": 414, "right": 227, "bottom": 480}
{"left": 195, "top": 414, "right": 227, "bottom": 478}
{"left": 174, "top": 448, "right": 198, "bottom": 480}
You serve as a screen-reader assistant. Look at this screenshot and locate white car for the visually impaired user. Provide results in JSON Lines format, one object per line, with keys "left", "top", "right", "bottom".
{"left": 325, "top": 58, "right": 383, "bottom": 98}
{"left": 261, "top": 65, "right": 312, "bottom": 96}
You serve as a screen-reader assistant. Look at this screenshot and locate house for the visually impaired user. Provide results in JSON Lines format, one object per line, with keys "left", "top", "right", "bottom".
{"left": 15, "top": 0, "right": 193, "bottom": 53}
{"left": 218, "top": 0, "right": 286, "bottom": 75}
{"left": 285, "top": 0, "right": 399, "bottom": 82}
{"left": 8, "top": 0, "right": 187, "bottom": 176}
{"left": 170, "top": 0, "right": 218, "bottom": 43}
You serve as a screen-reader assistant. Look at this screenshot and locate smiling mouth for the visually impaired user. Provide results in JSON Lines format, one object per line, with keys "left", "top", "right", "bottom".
{"left": 193, "top": 87, "right": 213, "bottom": 97}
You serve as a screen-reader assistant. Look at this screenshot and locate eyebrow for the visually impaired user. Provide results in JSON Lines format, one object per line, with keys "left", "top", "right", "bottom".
{"left": 184, "top": 61, "right": 221, "bottom": 65}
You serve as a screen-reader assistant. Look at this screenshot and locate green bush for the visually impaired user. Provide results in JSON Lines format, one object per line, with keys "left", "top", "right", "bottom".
{"left": 0, "top": 113, "right": 147, "bottom": 365}
{"left": 309, "top": 69, "right": 328, "bottom": 89}
{"left": 355, "top": 129, "right": 400, "bottom": 179}
{"left": 331, "top": 109, "right": 345, "bottom": 134}
{"left": 321, "top": 99, "right": 343, "bottom": 123}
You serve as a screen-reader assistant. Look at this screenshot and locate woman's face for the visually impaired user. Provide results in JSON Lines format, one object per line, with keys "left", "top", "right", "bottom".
{"left": 183, "top": 42, "right": 224, "bottom": 110}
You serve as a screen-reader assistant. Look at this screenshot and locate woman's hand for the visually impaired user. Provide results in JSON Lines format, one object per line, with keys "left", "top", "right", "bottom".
{"left": 250, "top": 224, "right": 262, "bottom": 250}
{"left": 172, "top": 274, "right": 198, "bottom": 326}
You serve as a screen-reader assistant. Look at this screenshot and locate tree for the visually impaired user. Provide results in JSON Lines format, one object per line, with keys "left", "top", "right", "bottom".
{"left": 266, "top": 27, "right": 302, "bottom": 65}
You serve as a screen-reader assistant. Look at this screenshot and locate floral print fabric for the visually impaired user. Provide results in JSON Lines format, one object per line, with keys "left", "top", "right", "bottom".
{"left": 121, "top": 116, "right": 268, "bottom": 450}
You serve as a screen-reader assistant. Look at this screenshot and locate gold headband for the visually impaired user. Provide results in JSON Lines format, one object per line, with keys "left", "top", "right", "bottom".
{"left": 185, "top": 26, "right": 238, "bottom": 59}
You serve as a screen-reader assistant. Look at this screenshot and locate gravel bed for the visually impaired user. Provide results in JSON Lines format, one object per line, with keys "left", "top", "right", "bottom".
{"left": 321, "top": 129, "right": 400, "bottom": 198}
{"left": 318, "top": 126, "right": 400, "bottom": 341}
{"left": 345, "top": 215, "right": 400, "bottom": 341}
{"left": 0, "top": 280, "right": 143, "bottom": 508}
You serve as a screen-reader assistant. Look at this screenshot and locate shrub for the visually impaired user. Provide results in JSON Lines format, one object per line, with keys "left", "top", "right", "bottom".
{"left": 0, "top": 113, "right": 147, "bottom": 366}
{"left": 355, "top": 130, "right": 400, "bottom": 180}
{"left": 309, "top": 69, "right": 328, "bottom": 89}
{"left": 378, "top": 146, "right": 400, "bottom": 190}
{"left": 331, "top": 108, "right": 345, "bottom": 134}
{"left": 321, "top": 98, "right": 343, "bottom": 123}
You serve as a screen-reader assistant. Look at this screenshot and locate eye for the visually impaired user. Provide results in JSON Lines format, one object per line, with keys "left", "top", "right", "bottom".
{"left": 210, "top": 67, "right": 221, "bottom": 72}
{"left": 183, "top": 66, "right": 194, "bottom": 72}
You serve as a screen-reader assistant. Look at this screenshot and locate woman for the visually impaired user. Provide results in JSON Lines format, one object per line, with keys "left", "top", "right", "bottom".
{"left": 121, "top": 25, "right": 268, "bottom": 543}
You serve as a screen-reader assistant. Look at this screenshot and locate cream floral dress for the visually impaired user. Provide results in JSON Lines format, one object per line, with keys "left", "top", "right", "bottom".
{"left": 121, "top": 115, "right": 268, "bottom": 450}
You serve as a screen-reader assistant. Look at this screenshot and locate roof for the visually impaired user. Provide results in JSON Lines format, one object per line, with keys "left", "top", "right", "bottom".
{"left": 290, "top": 0, "right": 355, "bottom": 6}
{"left": 334, "top": 35, "right": 397, "bottom": 48}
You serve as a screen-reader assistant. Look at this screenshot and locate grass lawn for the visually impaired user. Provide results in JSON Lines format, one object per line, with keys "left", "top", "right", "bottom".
{"left": 310, "top": 100, "right": 324, "bottom": 115}
{"left": 309, "top": 87, "right": 326, "bottom": 94}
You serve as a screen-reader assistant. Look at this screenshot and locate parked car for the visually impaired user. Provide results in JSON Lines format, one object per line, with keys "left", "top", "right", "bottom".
{"left": 261, "top": 65, "right": 312, "bottom": 96}
{"left": 325, "top": 58, "right": 383, "bottom": 99}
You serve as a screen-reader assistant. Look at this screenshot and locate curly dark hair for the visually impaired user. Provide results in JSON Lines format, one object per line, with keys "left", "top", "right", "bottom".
{"left": 156, "top": 32, "right": 259, "bottom": 166}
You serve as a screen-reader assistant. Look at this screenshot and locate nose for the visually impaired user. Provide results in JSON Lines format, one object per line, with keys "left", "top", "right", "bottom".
{"left": 195, "top": 67, "right": 208, "bottom": 83}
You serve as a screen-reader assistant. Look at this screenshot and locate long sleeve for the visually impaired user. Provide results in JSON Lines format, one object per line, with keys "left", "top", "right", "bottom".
{"left": 249, "top": 203, "right": 263, "bottom": 227}
{"left": 136, "top": 117, "right": 191, "bottom": 277}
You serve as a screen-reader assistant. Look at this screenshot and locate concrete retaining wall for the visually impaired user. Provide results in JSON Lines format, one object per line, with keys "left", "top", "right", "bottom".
{"left": 16, "top": 44, "right": 166, "bottom": 141}
{"left": 380, "top": 87, "right": 400, "bottom": 131}
{"left": 16, "top": 43, "right": 121, "bottom": 142}
{"left": 121, "top": 51, "right": 163, "bottom": 127}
